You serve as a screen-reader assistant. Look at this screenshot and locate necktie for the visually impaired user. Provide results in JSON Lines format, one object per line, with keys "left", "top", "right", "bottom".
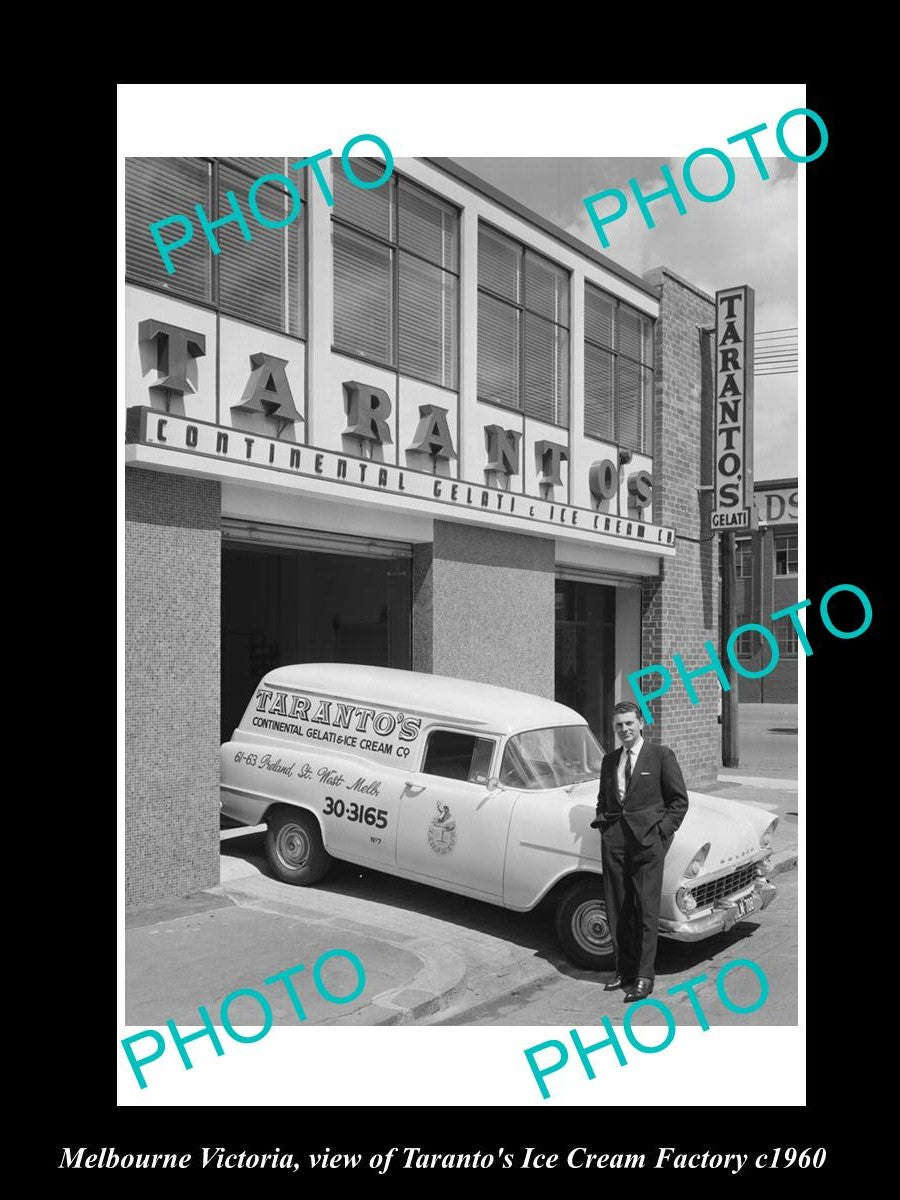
{"left": 624, "top": 749, "right": 633, "bottom": 793}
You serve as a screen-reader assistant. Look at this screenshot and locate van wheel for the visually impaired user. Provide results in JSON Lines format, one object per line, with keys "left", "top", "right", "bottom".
{"left": 555, "top": 881, "right": 615, "bottom": 970}
{"left": 265, "top": 809, "right": 331, "bottom": 885}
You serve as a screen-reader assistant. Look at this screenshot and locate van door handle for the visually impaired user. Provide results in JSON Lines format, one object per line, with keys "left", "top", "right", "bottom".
{"left": 402, "top": 784, "right": 427, "bottom": 797}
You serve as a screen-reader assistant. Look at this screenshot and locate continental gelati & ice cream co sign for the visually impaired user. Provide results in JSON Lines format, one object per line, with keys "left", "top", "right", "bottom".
{"left": 125, "top": 407, "right": 676, "bottom": 552}
{"left": 712, "top": 285, "right": 755, "bottom": 531}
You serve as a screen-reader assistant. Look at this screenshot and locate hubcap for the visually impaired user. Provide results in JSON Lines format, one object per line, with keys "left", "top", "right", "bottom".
{"left": 571, "top": 898, "right": 612, "bottom": 955}
{"left": 275, "top": 823, "right": 310, "bottom": 868}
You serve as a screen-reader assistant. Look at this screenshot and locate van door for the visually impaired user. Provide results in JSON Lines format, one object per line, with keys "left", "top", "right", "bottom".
{"left": 396, "top": 730, "right": 517, "bottom": 897}
{"left": 312, "top": 757, "right": 405, "bottom": 870}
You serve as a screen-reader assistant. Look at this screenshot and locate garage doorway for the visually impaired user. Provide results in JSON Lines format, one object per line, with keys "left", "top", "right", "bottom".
{"left": 221, "top": 524, "right": 411, "bottom": 741}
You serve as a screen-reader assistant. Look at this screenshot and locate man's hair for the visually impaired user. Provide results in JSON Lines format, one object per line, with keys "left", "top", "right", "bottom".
{"left": 612, "top": 700, "right": 643, "bottom": 720}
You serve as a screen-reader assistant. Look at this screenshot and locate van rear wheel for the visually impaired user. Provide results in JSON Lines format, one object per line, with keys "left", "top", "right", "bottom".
{"left": 555, "top": 881, "right": 615, "bottom": 970}
{"left": 265, "top": 809, "right": 331, "bottom": 885}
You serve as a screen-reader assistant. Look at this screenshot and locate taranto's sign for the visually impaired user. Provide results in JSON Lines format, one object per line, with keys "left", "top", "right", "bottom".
{"left": 125, "top": 407, "right": 676, "bottom": 552}
{"left": 712, "top": 285, "right": 755, "bottom": 531}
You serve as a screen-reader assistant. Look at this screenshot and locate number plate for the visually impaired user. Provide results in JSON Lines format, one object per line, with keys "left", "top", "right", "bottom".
{"left": 736, "top": 893, "right": 758, "bottom": 919}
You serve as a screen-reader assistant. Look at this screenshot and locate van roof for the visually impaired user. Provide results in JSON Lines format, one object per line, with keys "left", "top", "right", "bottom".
{"left": 260, "top": 663, "right": 584, "bottom": 735}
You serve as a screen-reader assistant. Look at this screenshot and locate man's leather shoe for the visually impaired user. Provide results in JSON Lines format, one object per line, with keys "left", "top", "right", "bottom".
{"left": 603, "top": 975, "right": 628, "bottom": 991}
{"left": 623, "top": 977, "right": 653, "bottom": 1001}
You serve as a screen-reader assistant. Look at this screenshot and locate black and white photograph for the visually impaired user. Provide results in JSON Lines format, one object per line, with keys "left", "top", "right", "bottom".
{"left": 118, "top": 83, "right": 813, "bottom": 1110}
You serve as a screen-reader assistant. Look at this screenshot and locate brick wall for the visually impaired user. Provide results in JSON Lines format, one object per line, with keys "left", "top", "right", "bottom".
{"left": 412, "top": 521, "right": 556, "bottom": 699}
{"left": 641, "top": 268, "right": 720, "bottom": 785}
{"left": 735, "top": 528, "right": 799, "bottom": 702}
{"left": 125, "top": 468, "right": 221, "bottom": 907}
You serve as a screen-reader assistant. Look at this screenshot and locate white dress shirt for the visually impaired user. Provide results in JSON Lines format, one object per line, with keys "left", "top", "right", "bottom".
{"left": 617, "top": 736, "right": 644, "bottom": 803}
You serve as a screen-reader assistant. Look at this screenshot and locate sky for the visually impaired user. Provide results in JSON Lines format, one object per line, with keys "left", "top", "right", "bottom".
{"left": 453, "top": 157, "right": 799, "bottom": 481}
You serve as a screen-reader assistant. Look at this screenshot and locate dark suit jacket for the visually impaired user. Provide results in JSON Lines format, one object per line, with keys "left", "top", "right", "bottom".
{"left": 594, "top": 741, "right": 689, "bottom": 847}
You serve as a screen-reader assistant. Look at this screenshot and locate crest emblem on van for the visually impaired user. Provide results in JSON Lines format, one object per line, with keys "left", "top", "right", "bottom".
{"left": 427, "top": 801, "right": 457, "bottom": 855}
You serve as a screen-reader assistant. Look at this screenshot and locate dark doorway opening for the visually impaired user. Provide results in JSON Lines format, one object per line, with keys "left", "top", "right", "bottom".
{"left": 221, "top": 541, "right": 411, "bottom": 741}
{"left": 555, "top": 579, "right": 616, "bottom": 751}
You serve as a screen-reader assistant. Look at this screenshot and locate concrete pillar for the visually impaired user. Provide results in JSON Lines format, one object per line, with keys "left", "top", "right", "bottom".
{"left": 412, "top": 520, "right": 555, "bottom": 699}
{"left": 640, "top": 268, "right": 720, "bottom": 786}
{"left": 125, "top": 468, "right": 221, "bottom": 907}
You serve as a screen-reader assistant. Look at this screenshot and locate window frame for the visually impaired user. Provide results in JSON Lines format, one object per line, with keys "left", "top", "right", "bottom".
{"left": 330, "top": 160, "right": 461, "bottom": 392}
{"left": 419, "top": 728, "right": 497, "bottom": 785}
{"left": 583, "top": 280, "right": 655, "bottom": 454}
{"left": 476, "top": 220, "right": 571, "bottom": 428}
{"left": 774, "top": 533, "right": 798, "bottom": 577}
{"left": 774, "top": 621, "right": 799, "bottom": 658}
{"left": 125, "top": 156, "right": 308, "bottom": 342}
{"left": 735, "top": 537, "right": 753, "bottom": 580}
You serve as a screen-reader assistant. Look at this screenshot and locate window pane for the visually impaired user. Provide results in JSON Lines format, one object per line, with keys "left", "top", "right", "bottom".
{"left": 644, "top": 316, "right": 655, "bottom": 367}
{"left": 585, "top": 285, "right": 615, "bottom": 348}
{"left": 526, "top": 250, "right": 569, "bottom": 326}
{"left": 218, "top": 167, "right": 302, "bottom": 334}
{"left": 126, "top": 157, "right": 210, "bottom": 300}
{"left": 478, "top": 292, "right": 519, "bottom": 408}
{"left": 618, "top": 358, "right": 641, "bottom": 449}
{"left": 776, "top": 622, "right": 798, "bottom": 656}
{"left": 642, "top": 365, "right": 654, "bottom": 454}
{"left": 584, "top": 343, "right": 615, "bottom": 440}
{"left": 333, "top": 226, "right": 394, "bottom": 363}
{"left": 479, "top": 225, "right": 521, "bottom": 303}
{"left": 525, "top": 314, "right": 568, "bottom": 426}
{"left": 223, "top": 157, "right": 287, "bottom": 184}
{"left": 333, "top": 158, "right": 394, "bottom": 239}
{"left": 775, "top": 535, "right": 798, "bottom": 575}
{"left": 287, "top": 202, "right": 306, "bottom": 338}
{"left": 423, "top": 731, "right": 491, "bottom": 782}
{"left": 399, "top": 254, "right": 458, "bottom": 388}
{"left": 619, "top": 305, "right": 644, "bottom": 362}
{"left": 399, "top": 180, "right": 458, "bottom": 271}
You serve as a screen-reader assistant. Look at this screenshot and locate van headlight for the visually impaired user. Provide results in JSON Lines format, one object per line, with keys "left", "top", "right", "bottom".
{"left": 676, "top": 887, "right": 698, "bottom": 913}
{"left": 684, "top": 842, "right": 711, "bottom": 878}
{"left": 760, "top": 818, "right": 779, "bottom": 848}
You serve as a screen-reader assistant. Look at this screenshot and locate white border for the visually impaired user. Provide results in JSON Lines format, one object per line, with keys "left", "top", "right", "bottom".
{"left": 118, "top": 82, "right": 806, "bottom": 1108}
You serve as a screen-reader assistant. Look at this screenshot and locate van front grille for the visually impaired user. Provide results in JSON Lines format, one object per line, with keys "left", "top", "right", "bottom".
{"left": 689, "top": 862, "right": 757, "bottom": 908}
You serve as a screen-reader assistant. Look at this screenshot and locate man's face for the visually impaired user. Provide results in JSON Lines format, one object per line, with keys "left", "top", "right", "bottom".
{"left": 614, "top": 710, "right": 644, "bottom": 749}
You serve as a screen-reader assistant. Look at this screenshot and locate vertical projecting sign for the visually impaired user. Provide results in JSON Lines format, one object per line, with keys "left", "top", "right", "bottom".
{"left": 712, "top": 285, "right": 756, "bottom": 530}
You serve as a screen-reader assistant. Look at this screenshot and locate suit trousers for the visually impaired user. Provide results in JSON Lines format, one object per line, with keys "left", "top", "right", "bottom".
{"left": 601, "top": 820, "right": 667, "bottom": 981}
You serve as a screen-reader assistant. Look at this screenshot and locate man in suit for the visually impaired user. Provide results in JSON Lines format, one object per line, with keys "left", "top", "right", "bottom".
{"left": 590, "top": 700, "right": 689, "bottom": 1002}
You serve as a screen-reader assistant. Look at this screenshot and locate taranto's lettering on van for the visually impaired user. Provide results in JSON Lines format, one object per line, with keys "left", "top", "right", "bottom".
{"left": 250, "top": 688, "right": 422, "bottom": 761}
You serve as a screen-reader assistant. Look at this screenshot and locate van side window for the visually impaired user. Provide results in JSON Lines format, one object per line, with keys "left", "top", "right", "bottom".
{"left": 422, "top": 731, "right": 495, "bottom": 783}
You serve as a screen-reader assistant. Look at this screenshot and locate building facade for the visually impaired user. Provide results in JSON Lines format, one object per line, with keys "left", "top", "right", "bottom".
{"left": 124, "top": 155, "right": 720, "bottom": 908}
{"left": 733, "top": 478, "right": 799, "bottom": 702}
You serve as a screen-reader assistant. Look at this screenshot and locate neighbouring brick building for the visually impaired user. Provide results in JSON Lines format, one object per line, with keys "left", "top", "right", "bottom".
{"left": 124, "top": 156, "right": 725, "bottom": 907}
{"left": 734, "top": 478, "right": 799, "bottom": 702}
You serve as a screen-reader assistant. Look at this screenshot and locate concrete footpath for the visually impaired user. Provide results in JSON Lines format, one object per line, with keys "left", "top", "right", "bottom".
{"left": 125, "top": 705, "right": 798, "bottom": 1028}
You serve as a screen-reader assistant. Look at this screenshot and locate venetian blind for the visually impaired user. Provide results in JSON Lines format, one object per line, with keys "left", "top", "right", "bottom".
{"left": 479, "top": 226, "right": 521, "bottom": 302}
{"left": 584, "top": 342, "right": 615, "bottom": 441}
{"left": 478, "top": 292, "right": 519, "bottom": 408}
{"left": 125, "top": 158, "right": 210, "bottom": 301}
{"left": 399, "top": 181, "right": 458, "bottom": 270}
{"left": 525, "top": 251, "right": 569, "bottom": 326}
{"left": 333, "top": 226, "right": 393, "bottom": 363}
{"left": 217, "top": 166, "right": 304, "bottom": 335}
{"left": 333, "top": 159, "right": 394, "bottom": 239}
{"left": 525, "top": 315, "right": 568, "bottom": 426}
{"left": 618, "top": 358, "right": 641, "bottom": 450}
{"left": 399, "top": 255, "right": 457, "bottom": 388}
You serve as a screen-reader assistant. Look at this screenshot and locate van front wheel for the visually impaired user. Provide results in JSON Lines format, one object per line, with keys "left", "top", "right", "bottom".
{"left": 265, "top": 809, "right": 332, "bottom": 885}
{"left": 555, "top": 881, "right": 615, "bottom": 970}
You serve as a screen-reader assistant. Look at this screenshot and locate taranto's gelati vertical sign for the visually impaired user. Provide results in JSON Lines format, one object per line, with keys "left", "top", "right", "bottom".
{"left": 712, "top": 285, "right": 755, "bottom": 530}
